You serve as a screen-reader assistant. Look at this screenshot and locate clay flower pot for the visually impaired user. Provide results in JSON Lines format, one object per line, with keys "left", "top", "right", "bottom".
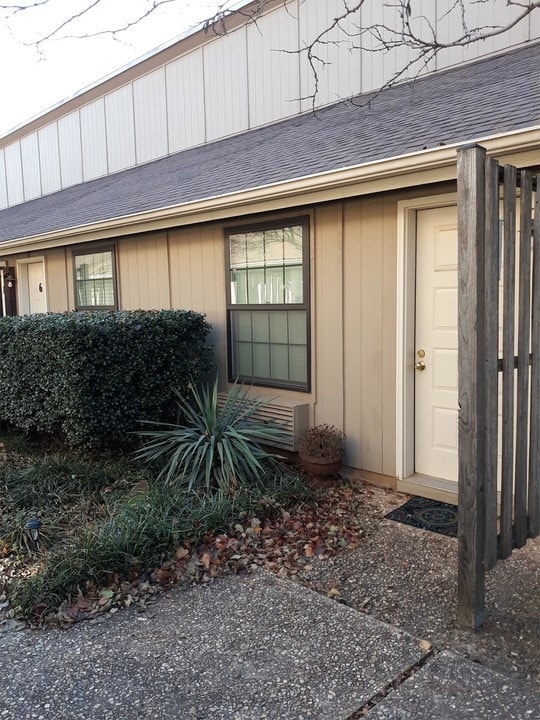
{"left": 299, "top": 454, "right": 343, "bottom": 477}
{"left": 297, "top": 424, "right": 345, "bottom": 486}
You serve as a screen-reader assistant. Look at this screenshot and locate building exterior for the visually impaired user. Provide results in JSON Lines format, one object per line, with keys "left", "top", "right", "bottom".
{"left": 1, "top": 0, "right": 539, "bottom": 502}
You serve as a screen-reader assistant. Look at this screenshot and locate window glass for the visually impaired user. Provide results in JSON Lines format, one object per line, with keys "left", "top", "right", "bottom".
{"left": 229, "top": 224, "right": 304, "bottom": 307}
{"left": 227, "top": 219, "right": 309, "bottom": 391}
{"left": 74, "top": 249, "right": 116, "bottom": 309}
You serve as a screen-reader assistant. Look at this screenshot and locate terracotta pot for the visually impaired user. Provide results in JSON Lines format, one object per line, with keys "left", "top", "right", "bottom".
{"left": 299, "top": 455, "right": 343, "bottom": 477}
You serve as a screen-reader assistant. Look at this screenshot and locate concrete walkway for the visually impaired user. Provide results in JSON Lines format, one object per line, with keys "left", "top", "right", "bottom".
{"left": 0, "top": 570, "right": 538, "bottom": 719}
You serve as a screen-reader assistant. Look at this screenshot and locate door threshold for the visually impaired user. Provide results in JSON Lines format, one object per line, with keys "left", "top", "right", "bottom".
{"left": 397, "top": 473, "right": 457, "bottom": 505}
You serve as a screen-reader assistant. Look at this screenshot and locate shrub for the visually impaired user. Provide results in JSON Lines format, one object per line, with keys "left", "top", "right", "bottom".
{"left": 0, "top": 310, "right": 213, "bottom": 448}
{"left": 135, "top": 379, "right": 288, "bottom": 494}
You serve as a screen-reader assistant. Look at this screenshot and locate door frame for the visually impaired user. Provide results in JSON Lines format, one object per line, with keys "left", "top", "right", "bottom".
{"left": 395, "top": 193, "right": 458, "bottom": 502}
{"left": 16, "top": 257, "right": 48, "bottom": 315}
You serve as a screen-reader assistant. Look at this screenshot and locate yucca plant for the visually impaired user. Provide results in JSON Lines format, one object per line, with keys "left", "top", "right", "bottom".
{"left": 135, "top": 379, "right": 288, "bottom": 494}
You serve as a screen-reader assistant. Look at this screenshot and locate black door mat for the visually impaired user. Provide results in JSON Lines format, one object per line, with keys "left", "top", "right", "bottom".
{"left": 385, "top": 496, "right": 458, "bottom": 538}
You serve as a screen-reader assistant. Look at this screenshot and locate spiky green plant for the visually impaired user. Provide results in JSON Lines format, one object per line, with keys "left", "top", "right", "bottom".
{"left": 135, "top": 380, "right": 288, "bottom": 494}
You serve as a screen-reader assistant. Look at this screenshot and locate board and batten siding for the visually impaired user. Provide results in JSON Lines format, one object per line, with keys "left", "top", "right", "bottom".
{"left": 167, "top": 224, "right": 228, "bottom": 382}
{"left": 117, "top": 232, "right": 171, "bottom": 311}
{"left": 81, "top": 99, "right": 108, "bottom": 182}
{"left": 2, "top": 0, "right": 538, "bottom": 212}
{"left": 43, "top": 248, "right": 70, "bottom": 313}
{"left": 3, "top": 186, "right": 456, "bottom": 480}
{"left": 58, "top": 112, "right": 83, "bottom": 188}
{"left": 4, "top": 142, "right": 24, "bottom": 206}
{"left": 38, "top": 124, "right": 62, "bottom": 195}
{"left": 105, "top": 85, "right": 137, "bottom": 173}
{"left": 166, "top": 50, "right": 206, "bottom": 153}
{"left": 342, "top": 197, "right": 398, "bottom": 477}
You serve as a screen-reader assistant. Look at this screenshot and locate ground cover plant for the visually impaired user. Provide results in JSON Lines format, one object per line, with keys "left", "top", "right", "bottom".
{"left": 0, "top": 429, "right": 385, "bottom": 627}
{"left": 0, "top": 415, "right": 312, "bottom": 623}
{"left": 0, "top": 383, "right": 391, "bottom": 627}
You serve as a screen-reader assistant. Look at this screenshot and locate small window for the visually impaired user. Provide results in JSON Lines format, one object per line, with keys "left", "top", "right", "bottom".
{"left": 73, "top": 247, "right": 117, "bottom": 310}
{"left": 226, "top": 218, "right": 310, "bottom": 391}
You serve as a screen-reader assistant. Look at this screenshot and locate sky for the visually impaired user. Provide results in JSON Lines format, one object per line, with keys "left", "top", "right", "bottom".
{"left": 0, "top": 0, "right": 240, "bottom": 137}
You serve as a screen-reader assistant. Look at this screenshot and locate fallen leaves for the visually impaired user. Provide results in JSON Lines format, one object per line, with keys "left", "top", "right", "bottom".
{"left": 9, "top": 479, "right": 388, "bottom": 627}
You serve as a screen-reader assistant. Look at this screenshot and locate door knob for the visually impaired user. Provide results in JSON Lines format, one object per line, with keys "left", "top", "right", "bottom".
{"left": 415, "top": 360, "right": 426, "bottom": 371}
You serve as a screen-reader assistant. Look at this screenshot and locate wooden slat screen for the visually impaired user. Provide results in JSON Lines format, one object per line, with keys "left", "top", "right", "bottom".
{"left": 499, "top": 165, "right": 517, "bottom": 561}
{"left": 457, "top": 145, "right": 538, "bottom": 628}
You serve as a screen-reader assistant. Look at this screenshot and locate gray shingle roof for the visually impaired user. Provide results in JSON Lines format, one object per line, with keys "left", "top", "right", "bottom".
{"left": 1, "top": 41, "right": 539, "bottom": 244}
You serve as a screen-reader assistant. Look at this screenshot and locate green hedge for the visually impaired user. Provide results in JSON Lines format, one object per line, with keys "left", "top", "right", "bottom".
{"left": 0, "top": 310, "right": 213, "bottom": 448}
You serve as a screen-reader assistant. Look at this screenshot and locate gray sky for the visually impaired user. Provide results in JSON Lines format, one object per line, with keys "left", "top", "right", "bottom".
{"left": 0, "top": 0, "right": 237, "bottom": 137}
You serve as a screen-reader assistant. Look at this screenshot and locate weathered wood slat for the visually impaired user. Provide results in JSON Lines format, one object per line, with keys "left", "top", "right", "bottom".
{"left": 457, "top": 145, "right": 486, "bottom": 629}
{"left": 529, "top": 175, "right": 540, "bottom": 538}
{"left": 484, "top": 157, "right": 500, "bottom": 571}
{"left": 500, "top": 165, "right": 517, "bottom": 560}
{"left": 514, "top": 171, "right": 533, "bottom": 549}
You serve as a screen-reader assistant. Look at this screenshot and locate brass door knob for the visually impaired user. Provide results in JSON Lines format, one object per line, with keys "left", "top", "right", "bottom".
{"left": 415, "top": 360, "right": 426, "bottom": 371}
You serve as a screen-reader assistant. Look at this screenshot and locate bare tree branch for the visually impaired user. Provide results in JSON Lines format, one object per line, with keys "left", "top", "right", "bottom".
{"left": 2, "top": 0, "right": 539, "bottom": 105}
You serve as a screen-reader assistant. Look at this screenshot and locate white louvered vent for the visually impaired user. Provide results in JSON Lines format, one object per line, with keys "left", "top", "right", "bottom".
{"left": 217, "top": 392, "right": 310, "bottom": 452}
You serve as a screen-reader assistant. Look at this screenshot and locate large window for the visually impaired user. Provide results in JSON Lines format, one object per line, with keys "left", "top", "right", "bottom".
{"left": 226, "top": 218, "right": 310, "bottom": 391}
{"left": 73, "top": 247, "right": 117, "bottom": 310}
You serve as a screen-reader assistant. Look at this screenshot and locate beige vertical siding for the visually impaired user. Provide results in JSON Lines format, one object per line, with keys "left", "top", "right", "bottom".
{"left": 117, "top": 233, "right": 170, "bottom": 311}
{"left": 381, "top": 196, "right": 398, "bottom": 476}
{"left": 347, "top": 197, "right": 385, "bottom": 474}
{"left": 44, "top": 248, "right": 69, "bottom": 313}
{"left": 342, "top": 195, "right": 398, "bottom": 476}
{"left": 342, "top": 200, "right": 363, "bottom": 469}
{"left": 168, "top": 225, "right": 228, "bottom": 382}
{"left": 313, "top": 204, "right": 345, "bottom": 429}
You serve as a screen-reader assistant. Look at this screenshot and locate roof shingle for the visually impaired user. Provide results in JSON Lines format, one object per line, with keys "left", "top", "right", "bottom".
{"left": 1, "top": 42, "right": 539, "bottom": 244}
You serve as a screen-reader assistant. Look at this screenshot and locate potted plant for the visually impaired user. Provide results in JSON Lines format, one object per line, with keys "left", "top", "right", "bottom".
{"left": 298, "top": 424, "right": 345, "bottom": 478}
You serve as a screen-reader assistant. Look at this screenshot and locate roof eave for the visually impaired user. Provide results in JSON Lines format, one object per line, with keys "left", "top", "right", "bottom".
{"left": 2, "top": 125, "right": 539, "bottom": 256}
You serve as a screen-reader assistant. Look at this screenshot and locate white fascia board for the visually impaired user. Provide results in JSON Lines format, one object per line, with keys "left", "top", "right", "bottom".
{"left": 1, "top": 125, "right": 539, "bottom": 256}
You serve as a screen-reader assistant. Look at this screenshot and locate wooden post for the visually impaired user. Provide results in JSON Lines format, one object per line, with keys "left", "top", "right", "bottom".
{"left": 457, "top": 144, "right": 486, "bottom": 629}
{"left": 529, "top": 175, "right": 540, "bottom": 538}
{"left": 500, "top": 166, "right": 517, "bottom": 559}
{"left": 483, "top": 157, "right": 500, "bottom": 571}
{"left": 515, "top": 171, "right": 533, "bottom": 549}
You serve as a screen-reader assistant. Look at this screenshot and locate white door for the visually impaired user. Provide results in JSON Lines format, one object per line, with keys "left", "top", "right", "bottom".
{"left": 415, "top": 206, "right": 459, "bottom": 484}
{"left": 27, "top": 262, "right": 47, "bottom": 314}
